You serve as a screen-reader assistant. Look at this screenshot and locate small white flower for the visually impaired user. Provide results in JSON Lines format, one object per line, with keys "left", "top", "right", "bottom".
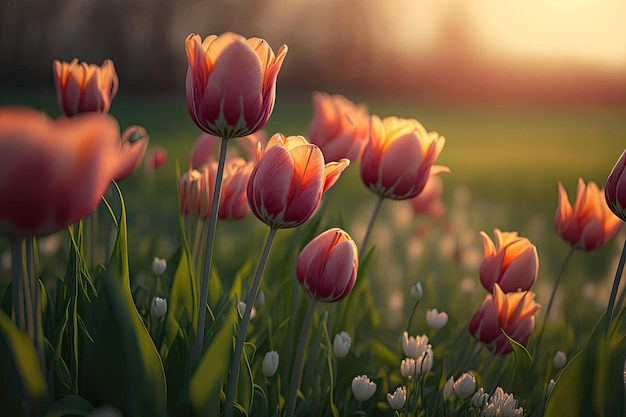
{"left": 150, "top": 297, "right": 167, "bottom": 319}
{"left": 402, "top": 332, "right": 429, "bottom": 359}
{"left": 238, "top": 301, "right": 256, "bottom": 320}
{"left": 426, "top": 308, "right": 448, "bottom": 329}
{"left": 453, "top": 372, "right": 476, "bottom": 398}
{"left": 485, "top": 387, "right": 524, "bottom": 417}
{"left": 471, "top": 387, "right": 488, "bottom": 409}
{"left": 553, "top": 350, "right": 567, "bottom": 369}
{"left": 410, "top": 282, "right": 423, "bottom": 300}
{"left": 387, "top": 386, "right": 406, "bottom": 410}
{"left": 443, "top": 376, "right": 455, "bottom": 400}
{"left": 352, "top": 375, "right": 376, "bottom": 401}
{"left": 415, "top": 346, "right": 433, "bottom": 374}
{"left": 151, "top": 257, "right": 167, "bottom": 277}
{"left": 262, "top": 351, "right": 279, "bottom": 377}
{"left": 400, "top": 357, "right": 416, "bottom": 379}
{"left": 333, "top": 331, "right": 351, "bottom": 358}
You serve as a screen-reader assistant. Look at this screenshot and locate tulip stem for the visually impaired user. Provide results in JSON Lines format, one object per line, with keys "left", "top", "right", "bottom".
{"left": 606, "top": 238, "right": 626, "bottom": 331}
{"left": 361, "top": 196, "right": 384, "bottom": 259}
{"left": 224, "top": 227, "right": 278, "bottom": 417}
{"left": 190, "top": 136, "right": 230, "bottom": 370}
{"left": 286, "top": 297, "right": 317, "bottom": 417}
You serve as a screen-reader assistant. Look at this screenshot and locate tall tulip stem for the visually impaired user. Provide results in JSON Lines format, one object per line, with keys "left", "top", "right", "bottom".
{"left": 606, "top": 237, "right": 626, "bottom": 331}
{"left": 191, "top": 136, "right": 230, "bottom": 369}
{"left": 286, "top": 296, "right": 317, "bottom": 417}
{"left": 224, "top": 227, "right": 278, "bottom": 417}
{"left": 361, "top": 195, "right": 385, "bottom": 259}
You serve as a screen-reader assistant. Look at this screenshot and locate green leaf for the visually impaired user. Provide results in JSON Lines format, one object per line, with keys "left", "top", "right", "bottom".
{"left": 81, "top": 183, "right": 167, "bottom": 417}
{"left": 44, "top": 395, "right": 93, "bottom": 417}
{"left": 501, "top": 329, "right": 533, "bottom": 379}
{"left": 0, "top": 310, "right": 48, "bottom": 415}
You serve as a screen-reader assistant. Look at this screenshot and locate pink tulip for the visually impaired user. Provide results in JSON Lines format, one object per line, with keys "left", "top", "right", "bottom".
{"left": 307, "top": 91, "right": 369, "bottom": 163}
{"left": 113, "top": 125, "right": 149, "bottom": 182}
{"left": 0, "top": 107, "right": 121, "bottom": 236}
{"left": 469, "top": 284, "right": 540, "bottom": 354}
{"left": 555, "top": 178, "right": 621, "bottom": 251}
{"left": 185, "top": 32, "right": 288, "bottom": 138}
{"left": 360, "top": 115, "right": 448, "bottom": 200}
{"left": 144, "top": 147, "right": 168, "bottom": 173}
{"left": 409, "top": 174, "right": 445, "bottom": 219}
{"left": 179, "top": 165, "right": 214, "bottom": 219}
{"left": 247, "top": 133, "right": 349, "bottom": 229}
{"left": 605, "top": 148, "right": 626, "bottom": 222}
{"left": 479, "top": 229, "right": 538, "bottom": 293}
{"left": 218, "top": 158, "right": 254, "bottom": 220}
{"left": 53, "top": 58, "right": 119, "bottom": 117}
{"left": 297, "top": 228, "right": 358, "bottom": 302}
{"left": 190, "top": 131, "right": 265, "bottom": 170}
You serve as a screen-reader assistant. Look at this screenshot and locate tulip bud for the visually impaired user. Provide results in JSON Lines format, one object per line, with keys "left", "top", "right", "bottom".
{"left": 402, "top": 332, "right": 429, "bottom": 359}
{"left": 453, "top": 372, "right": 476, "bottom": 398}
{"left": 546, "top": 379, "right": 556, "bottom": 398}
{"left": 151, "top": 257, "right": 167, "bottom": 277}
{"left": 351, "top": 375, "right": 376, "bottom": 401}
{"left": 387, "top": 386, "right": 407, "bottom": 410}
{"left": 262, "top": 351, "right": 279, "bottom": 377}
{"left": 471, "top": 387, "right": 488, "bottom": 409}
{"left": 416, "top": 346, "right": 434, "bottom": 374}
{"left": 150, "top": 297, "right": 167, "bottom": 319}
{"left": 400, "top": 358, "right": 416, "bottom": 380}
{"left": 333, "top": 331, "right": 351, "bottom": 358}
{"left": 410, "top": 282, "right": 423, "bottom": 300}
{"left": 553, "top": 350, "right": 567, "bottom": 369}
{"left": 443, "top": 376, "right": 455, "bottom": 400}
{"left": 426, "top": 308, "right": 448, "bottom": 329}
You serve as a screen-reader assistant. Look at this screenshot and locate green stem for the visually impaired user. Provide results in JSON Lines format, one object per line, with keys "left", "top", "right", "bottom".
{"left": 360, "top": 196, "right": 384, "bottom": 260}
{"left": 286, "top": 297, "right": 317, "bottom": 417}
{"left": 224, "top": 227, "right": 278, "bottom": 417}
{"left": 190, "top": 136, "right": 230, "bottom": 369}
{"left": 606, "top": 237, "right": 626, "bottom": 331}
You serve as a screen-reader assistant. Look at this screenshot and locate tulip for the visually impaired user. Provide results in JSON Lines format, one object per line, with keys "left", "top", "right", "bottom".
{"left": 360, "top": 115, "right": 448, "bottom": 200}
{"left": 605, "top": 148, "right": 626, "bottom": 221}
{"left": 247, "top": 134, "right": 350, "bottom": 229}
{"left": 471, "top": 388, "right": 489, "bottom": 409}
{"left": 333, "top": 331, "right": 351, "bottom": 358}
{"left": 150, "top": 297, "right": 167, "bottom": 319}
{"left": 262, "top": 351, "right": 279, "bottom": 377}
{"left": 185, "top": 32, "right": 288, "bottom": 138}
{"left": 113, "top": 125, "right": 149, "bottom": 182}
{"left": 409, "top": 174, "right": 445, "bottom": 219}
{"left": 190, "top": 132, "right": 264, "bottom": 170}
{"left": 297, "top": 228, "right": 358, "bottom": 302}
{"left": 402, "top": 332, "right": 429, "bottom": 359}
{"left": 0, "top": 107, "right": 121, "bottom": 237}
{"left": 410, "top": 282, "right": 423, "bottom": 300}
{"left": 443, "top": 377, "right": 455, "bottom": 400}
{"left": 307, "top": 91, "right": 369, "bottom": 162}
{"left": 400, "top": 358, "right": 416, "bottom": 379}
{"left": 453, "top": 372, "right": 476, "bottom": 398}
{"left": 415, "top": 345, "right": 434, "bottom": 374}
{"left": 479, "top": 228, "right": 539, "bottom": 293}
{"left": 151, "top": 257, "right": 167, "bottom": 277}
{"left": 53, "top": 58, "right": 119, "bottom": 117}
{"left": 484, "top": 387, "right": 524, "bottom": 417}
{"left": 553, "top": 350, "right": 567, "bottom": 369}
{"left": 144, "top": 147, "right": 168, "bottom": 173}
{"left": 426, "top": 308, "right": 448, "bottom": 329}
{"left": 218, "top": 158, "right": 254, "bottom": 220}
{"left": 178, "top": 167, "right": 213, "bottom": 219}
{"left": 469, "top": 283, "right": 541, "bottom": 355}
{"left": 555, "top": 179, "right": 622, "bottom": 251}
{"left": 387, "top": 386, "right": 407, "bottom": 410}
{"left": 351, "top": 375, "right": 376, "bottom": 401}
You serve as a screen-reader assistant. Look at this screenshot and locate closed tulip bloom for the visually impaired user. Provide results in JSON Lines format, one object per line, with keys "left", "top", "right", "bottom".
{"left": 0, "top": 107, "right": 121, "bottom": 236}
{"left": 360, "top": 115, "right": 448, "bottom": 200}
{"left": 247, "top": 133, "right": 349, "bottom": 229}
{"left": 185, "top": 32, "right": 288, "bottom": 138}
{"left": 410, "top": 282, "right": 424, "bottom": 300}
{"left": 400, "top": 358, "right": 416, "bottom": 379}
{"left": 426, "top": 308, "right": 448, "bottom": 329}
{"left": 351, "top": 375, "right": 377, "bottom": 401}
{"left": 297, "top": 228, "right": 358, "bottom": 302}
{"left": 453, "top": 372, "right": 476, "bottom": 398}
{"left": 150, "top": 297, "right": 167, "bottom": 319}
{"left": 387, "top": 386, "right": 407, "bottom": 410}
{"left": 555, "top": 179, "right": 621, "bottom": 251}
{"left": 402, "top": 332, "right": 429, "bottom": 359}
{"left": 469, "top": 283, "right": 541, "bottom": 355}
{"left": 113, "top": 125, "right": 149, "bottom": 182}
{"left": 553, "top": 350, "right": 567, "bottom": 369}
{"left": 307, "top": 91, "right": 369, "bottom": 162}
{"left": 443, "top": 377, "right": 455, "bottom": 400}
{"left": 415, "top": 345, "right": 434, "bottom": 374}
{"left": 479, "top": 229, "right": 539, "bottom": 293}
{"left": 151, "top": 257, "right": 167, "bottom": 277}
{"left": 605, "top": 148, "right": 626, "bottom": 221}
{"left": 333, "top": 331, "right": 351, "bottom": 358}
{"left": 262, "top": 351, "right": 279, "bottom": 377}
{"left": 219, "top": 158, "right": 254, "bottom": 220}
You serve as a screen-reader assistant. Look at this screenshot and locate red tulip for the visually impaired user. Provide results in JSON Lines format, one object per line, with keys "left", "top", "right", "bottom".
{"left": 297, "top": 228, "right": 358, "bottom": 302}
{"left": 185, "top": 32, "right": 287, "bottom": 138}
{"left": 0, "top": 107, "right": 121, "bottom": 236}
{"left": 469, "top": 284, "right": 540, "bottom": 354}
{"left": 307, "top": 91, "right": 369, "bottom": 163}
{"left": 53, "top": 58, "right": 119, "bottom": 117}
{"left": 409, "top": 174, "right": 445, "bottom": 219}
{"left": 360, "top": 115, "right": 448, "bottom": 200}
{"left": 479, "top": 229, "right": 538, "bottom": 293}
{"left": 555, "top": 178, "right": 621, "bottom": 251}
{"left": 113, "top": 125, "right": 149, "bottom": 182}
{"left": 247, "top": 133, "right": 349, "bottom": 229}
{"left": 605, "top": 148, "right": 626, "bottom": 222}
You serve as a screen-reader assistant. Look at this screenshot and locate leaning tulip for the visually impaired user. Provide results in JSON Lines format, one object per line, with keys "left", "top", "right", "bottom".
{"left": 479, "top": 229, "right": 539, "bottom": 293}
{"left": 185, "top": 32, "right": 288, "bottom": 138}
{"left": 555, "top": 179, "right": 621, "bottom": 251}
{"left": 262, "top": 351, "right": 279, "bottom": 377}
{"left": 113, "top": 125, "right": 149, "bottom": 182}
{"left": 247, "top": 134, "right": 349, "bottom": 229}
{"left": 297, "top": 228, "right": 358, "bottom": 302}
{"left": 53, "top": 58, "right": 118, "bottom": 117}
{"left": 0, "top": 107, "right": 121, "bottom": 236}
{"left": 360, "top": 115, "right": 448, "bottom": 200}
{"left": 469, "top": 283, "right": 541, "bottom": 354}
{"left": 307, "top": 91, "right": 369, "bottom": 162}
{"left": 604, "top": 148, "right": 626, "bottom": 222}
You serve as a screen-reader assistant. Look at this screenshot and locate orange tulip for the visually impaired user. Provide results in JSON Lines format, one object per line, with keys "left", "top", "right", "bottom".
{"left": 113, "top": 126, "right": 149, "bottom": 182}
{"left": 409, "top": 174, "right": 445, "bottom": 219}
{"left": 0, "top": 107, "right": 121, "bottom": 236}
{"left": 469, "top": 283, "right": 540, "bottom": 355}
{"left": 479, "top": 229, "right": 538, "bottom": 293}
{"left": 360, "top": 115, "right": 448, "bottom": 200}
{"left": 53, "top": 58, "right": 119, "bottom": 117}
{"left": 185, "top": 32, "right": 288, "bottom": 138}
{"left": 555, "top": 178, "right": 621, "bottom": 251}
{"left": 307, "top": 92, "right": 369, "bottom": 163}
{"left": 247, "top": 133, "right": 349, "bottom": 229}
{"left": 605, "top": 148, "right": 626, "bottom": 222}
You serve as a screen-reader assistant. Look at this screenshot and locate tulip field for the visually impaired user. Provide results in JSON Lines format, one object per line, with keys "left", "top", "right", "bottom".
{"left": 1, "top": 32, "right": 626, "bottom": 417}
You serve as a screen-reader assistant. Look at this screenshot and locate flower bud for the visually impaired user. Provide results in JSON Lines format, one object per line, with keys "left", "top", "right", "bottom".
{"left": 426, "top": 308, "right": 448, "bottom": 329}
{"left": 443, "top": 376, "right": 455, "bottom": 400}
{"left": 400, "top": 358, "right": 416, "bottom": 380}
{"left": 151, "top": 257, "right": 167, "bottom": 277}
{"left": 150, "top": 297, "right": 167, "bottom": 319}
{"left": 553, "top": 350, "right": 567, "bottom": 369}
{"left": 453, "top": 372, "right": 476, "bottom": 398}
{"left": 410, "top": 282, "right": 423, "bottom": 300}
{"left": 238, "top": 301, "right": 256, "bottom": 320}
{"left": 471, "top": 387, "right": 488, "bottom": 408}
{"left": 333, "top": 331, "right": 351, "bottom": 358}
{"left": 387, "top": 386, "right": 407, "bottom": 410}
{"left": 262, "top": 351, "right": 279, "bottom": 377}
{"left": 351, "top": 375, "right": 376, "bottom": 401}
{"left": 402, "top": 332, "right": 429, "bottom": 359}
